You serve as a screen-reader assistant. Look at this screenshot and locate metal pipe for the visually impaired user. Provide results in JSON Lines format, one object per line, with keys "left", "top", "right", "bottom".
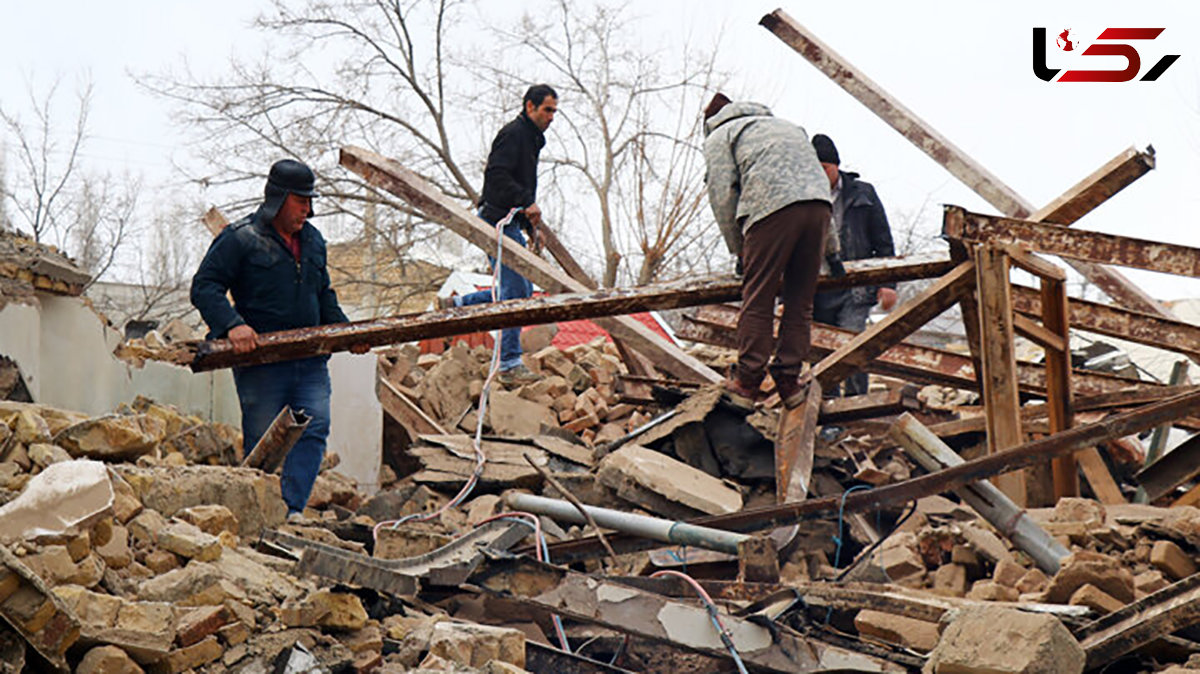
{"left": 890, "top": 413, "right": 1069, "bottom": 574}
{"left": 505, "top": 492, "right": 749, "bottom": 555}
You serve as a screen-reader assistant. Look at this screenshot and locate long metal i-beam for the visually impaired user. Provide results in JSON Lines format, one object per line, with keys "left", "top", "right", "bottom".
{"left": 760, "top": 9, "right": 1170, "bottom": 318}
{"left": 185, "top": 255, "right": 951, "bottom": 371}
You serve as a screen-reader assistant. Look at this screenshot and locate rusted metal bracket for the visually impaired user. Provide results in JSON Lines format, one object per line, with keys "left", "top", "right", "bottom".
{"left": 1076, "top": 571, "right": 1200, "bottom": 669}
{"left": 468, "top": 555, "right": 907, "bottom": 673}
{"left": 542, "top": 388, "right": 1200, "bottom": 563}
{"left": 241, "top": 405, "right": 310, "bottom": 472}
{"left": 262, "top": 520, "right": 528, "bottom": 595}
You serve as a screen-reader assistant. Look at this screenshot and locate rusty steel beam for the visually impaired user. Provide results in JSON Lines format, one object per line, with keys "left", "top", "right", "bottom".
{"left": 1012, "top": 287, "right": 1200, "bottom": 362}
{"left": 541, "top": 387, "right": 1200, "bottom": 564}
{"left": 186, "top": 254, "right": 956, "bottom": 371}
{"left": 760, "top": 9, "right": 1167, "bottom": 318}
{"left": 812, "top": 261, "right": 975, "bottom": 387}
{"left": 945, "top": 206, "right": 1200, "bottom": 278}
{"left": 240, "top": 405, "right": 310, "bottom": 472}
{"left": 681, "top": 305, "right": 1161, "bottom": 398}
{"left": 340, "top": 146, "right": 719, "bottom": 383}
{"left": 1077, "top": 572, "right": 1200, "bottom": 669}
{"left": 469, "top": 556, "right": 906, "bottom": 673}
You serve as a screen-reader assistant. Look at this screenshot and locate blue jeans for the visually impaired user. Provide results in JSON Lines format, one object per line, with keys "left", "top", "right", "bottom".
{"left": 457, "top": 212, "right": 533, "bottom": 370}
{"left": 233, "top": 357, "right": 332, "bottom": 514}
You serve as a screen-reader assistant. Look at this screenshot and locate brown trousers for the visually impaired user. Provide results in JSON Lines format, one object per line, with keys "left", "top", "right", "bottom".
{"left": 735, "top": 200, "right": 831, "bottom": 387}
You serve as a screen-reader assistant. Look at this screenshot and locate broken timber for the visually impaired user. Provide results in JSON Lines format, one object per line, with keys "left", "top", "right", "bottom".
{"left": 1134, "top": 433, "right": 1200, "bottom": 503}
{"left": 1076, "top": 571, "right": 1200, "bottom": 669}
{"left": 680, "top": 305, "right": 1161, "bottom": 398}
{"left": 185, "top": 256, "right": 951, "bottom": 371}
{"left": 945, "top": 206, "right": 1200, "bottom": 278}
{"left": 760, "top": 8, "right": 1169, "bottom": 318}
{"left": 775, "top": 380, "right": 822, "bottom": 502}
{"left": 469, "top": 556, "right": 906, "bottom": 673}
{"left": 538, "top": 387, "right": 1200, "bottom": 563}
{"left": 341, "top": 146, "right": 720, "bottom": 383}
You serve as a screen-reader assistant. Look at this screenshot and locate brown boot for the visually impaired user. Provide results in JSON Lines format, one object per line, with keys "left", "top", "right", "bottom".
{"left": 776, "top": 372, "right": 813, "bottom": 409}
{"left": 723, "top": 377, "right": 761, "bottom": 409}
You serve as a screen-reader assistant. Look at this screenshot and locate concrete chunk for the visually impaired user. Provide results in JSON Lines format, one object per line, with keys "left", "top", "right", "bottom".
{"left": 855, "top": 610, "right": 938, "bottom": 652}
{"left": 76, "top": 645, "right": 145, "bottom": 674}
{"left": 427, "top": 622, "right": 525, "bottom": 669}
{"left": 923, "top": 606, "right": 1084, "bottom": 674}
{"left": 156, "top": 521, "right": 222, "bottom": 562}
{"left": 1151, "top": 540, "right": 1197, "bottom": 581}
{"left": 597, "top": 445, "right": 742, "bottom": 518}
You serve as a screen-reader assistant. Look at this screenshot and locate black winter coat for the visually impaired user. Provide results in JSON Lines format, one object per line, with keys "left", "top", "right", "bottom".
{"left": 819, "top": 171, "right": 895, "bottom": 306}
{"left": 479, "top": 112, "right": 545, "bottom": 226}
{"left": 190, "top": 206, "right": 348, "bottom": 340}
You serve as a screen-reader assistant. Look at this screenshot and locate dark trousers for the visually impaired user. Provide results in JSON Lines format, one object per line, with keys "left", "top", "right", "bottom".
{"left": 813, "top": 293, "right": 872, "bottom": 397}
{"left": 735, "top": 200, "right": 831, "bottom": 387}
{"left": 233, "top": 357, "right": 332, "bottom": 514}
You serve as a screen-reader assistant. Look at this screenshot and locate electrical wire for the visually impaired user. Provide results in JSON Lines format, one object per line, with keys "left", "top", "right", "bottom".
{"left": 650, "top": 570, "right": 749, "bottom": 674}
{"left": 371, "top": 207, "right": 521, "bottom": 540}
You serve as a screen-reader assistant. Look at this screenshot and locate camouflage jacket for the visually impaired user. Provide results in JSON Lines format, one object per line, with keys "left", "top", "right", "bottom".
{"left": 703, "top": 101, "right": 832, "bottom": 257}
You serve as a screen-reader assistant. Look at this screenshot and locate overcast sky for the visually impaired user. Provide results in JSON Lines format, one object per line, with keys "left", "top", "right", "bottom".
{"left": 2, "top": 0, "right": 1198, "bottom": 299}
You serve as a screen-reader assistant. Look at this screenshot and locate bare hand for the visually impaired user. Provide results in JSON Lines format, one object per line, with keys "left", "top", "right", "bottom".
{"left": 349, "top": 343, "right": 371, "bottom": 355}
{"left": 878, "top": 287, "right": 898, "bottom": 312}
{"left": 228, "top": 324, "right": 259, "bottom": 354}
{"left": 523, "top": 203, "right": 542, "bottom": 227}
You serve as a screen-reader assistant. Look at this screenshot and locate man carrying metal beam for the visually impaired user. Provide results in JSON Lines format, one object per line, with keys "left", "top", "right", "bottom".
{"left": 811, "top": 133, "right": 897, "bottom": 398}
{"left": 190, "top": 159, "right": 368, "bottom": 517}
{"left": 438, "top": 84, "right": 558, "bottom": 386}
{"left": 702, "top": 93, "right": 832, "bottom": 408}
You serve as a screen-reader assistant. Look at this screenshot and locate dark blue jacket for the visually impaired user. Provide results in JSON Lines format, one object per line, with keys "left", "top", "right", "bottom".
{"left": 818, "top": 170, "right": 895, "bottom": 306}
{"left": 190, "top": 206, "right": 348, "bottom": 339}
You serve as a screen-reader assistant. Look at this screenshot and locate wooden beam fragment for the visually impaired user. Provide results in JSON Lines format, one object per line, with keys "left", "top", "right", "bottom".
{"left": 818, "top": 386, "right": 920, "bottom": 424}
{"left": 1041, "top": 276, "right": 1078, "bottom": 499}
{"left": 1077, "top": 572, "right": 1200, "bottom": 669}
{"left": 945, "top": 206, "right": 1200, "bottom": 278}
{"left": 974, "top": 246, "right": 1027, "bottom": 504}
{"left": 1013, "top": 314, "right": 1066, "bottom": 353}
{"left": 776, "top": 380, "right": 822, "bottom": 502}
{"left": 1135, "top": 433, "right": 1200, "bottom": 503}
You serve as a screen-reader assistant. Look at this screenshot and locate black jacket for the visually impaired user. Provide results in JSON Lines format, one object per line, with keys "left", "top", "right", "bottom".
{"left": 479, "top": 112, "right": 545, "bottom": 225}
{"left": 818, "top": 170, "right": 895, "bottom": 306}
{"left": 190, "top": 205, "right": 348, "bottom": 339}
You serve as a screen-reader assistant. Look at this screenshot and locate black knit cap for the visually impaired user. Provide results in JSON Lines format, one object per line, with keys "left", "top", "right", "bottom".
{"left": 812, "top": 134, "right": 840, "bottom": 165}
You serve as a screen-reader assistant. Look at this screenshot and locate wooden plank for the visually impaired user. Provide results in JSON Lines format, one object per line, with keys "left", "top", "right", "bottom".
{"left": 945, "top": 206, "right": 1200, "bottom": 279}
{"left": 811, "top": 261, "right": 975, "bottom": 388}
{"left": 819, "top": 386, "right": 919, "bottom": 424}
{"left": 339, "top": 145, "right": 721, "bottom": 384}
{"left": 203, "top": 206, "right": 229, "bottom": 237}
{"left": 1137, "top": 361, "right": 1192, "bottom": 503}
{"left": 1077, "top": 447, "right": 1125, "bottom": 504}
{"left": 975, "top": 246, "right": 1025, "bottom": 505}
{"left": 1042, "top": 277, "right": 1077, "bottom": 499}
{"left": 776, "top": 381, "right": 823, "bottom": 502}
{"left": 1004, "top": 245, "right": 1065, "bottom": 282}
{"left": 1012, "top": 314, "right": 1066, "bottom": 353}
{"left": 1136, "top": 433, "right": 1200, "bottom": 503}
{"left": 760, "top": 8, "right": 1168, "bottom": 317}
{"left": 377, "top": 370, "right": 446, "bottom": 437}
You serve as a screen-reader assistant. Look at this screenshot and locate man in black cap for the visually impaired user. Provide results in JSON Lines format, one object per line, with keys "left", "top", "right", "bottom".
{"left": 810, "top": 134, "right": 896, "bottom": 397}
{"left": 191, "top": 159, "right": 366, "bottom": 516}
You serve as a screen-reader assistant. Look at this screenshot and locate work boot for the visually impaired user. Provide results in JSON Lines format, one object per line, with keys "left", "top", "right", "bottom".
{"left": 775, "top": 371, "right": 813, "bottom": 409}
{"left": 435, "top": 295, "right": 456, "bottom": 311}
{"left": 722, "top": 377, "right": 761, "bottom": 409}
{"left": 498, "top": 364, "right": 539, "bottom": 387}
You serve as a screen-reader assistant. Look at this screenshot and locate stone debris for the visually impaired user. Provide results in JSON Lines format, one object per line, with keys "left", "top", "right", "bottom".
{"left": 4, "top": 335, "right": 1200, "bottom": 674}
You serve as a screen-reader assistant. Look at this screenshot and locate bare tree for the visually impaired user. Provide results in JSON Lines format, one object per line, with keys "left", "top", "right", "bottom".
{"left": 493, "top": 1, "right": 724, "bottom": 286}
{"left": 0, "top": 77, "right": 140, "bottom": 284}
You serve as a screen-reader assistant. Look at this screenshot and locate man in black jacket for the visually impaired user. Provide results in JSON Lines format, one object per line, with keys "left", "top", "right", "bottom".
{"left": 191, "top": 159, "right": 367, "bottom": 516}
{"left": 444, "top": 84, "right": 557, "bottom": 385}
{"left": 811, "top": 134, "right": 897, "bottom": 397}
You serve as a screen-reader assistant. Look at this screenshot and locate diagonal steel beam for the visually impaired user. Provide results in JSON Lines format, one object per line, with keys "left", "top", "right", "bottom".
{"left": 760, "top": 9, "right": 1170, "bottom": 317}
